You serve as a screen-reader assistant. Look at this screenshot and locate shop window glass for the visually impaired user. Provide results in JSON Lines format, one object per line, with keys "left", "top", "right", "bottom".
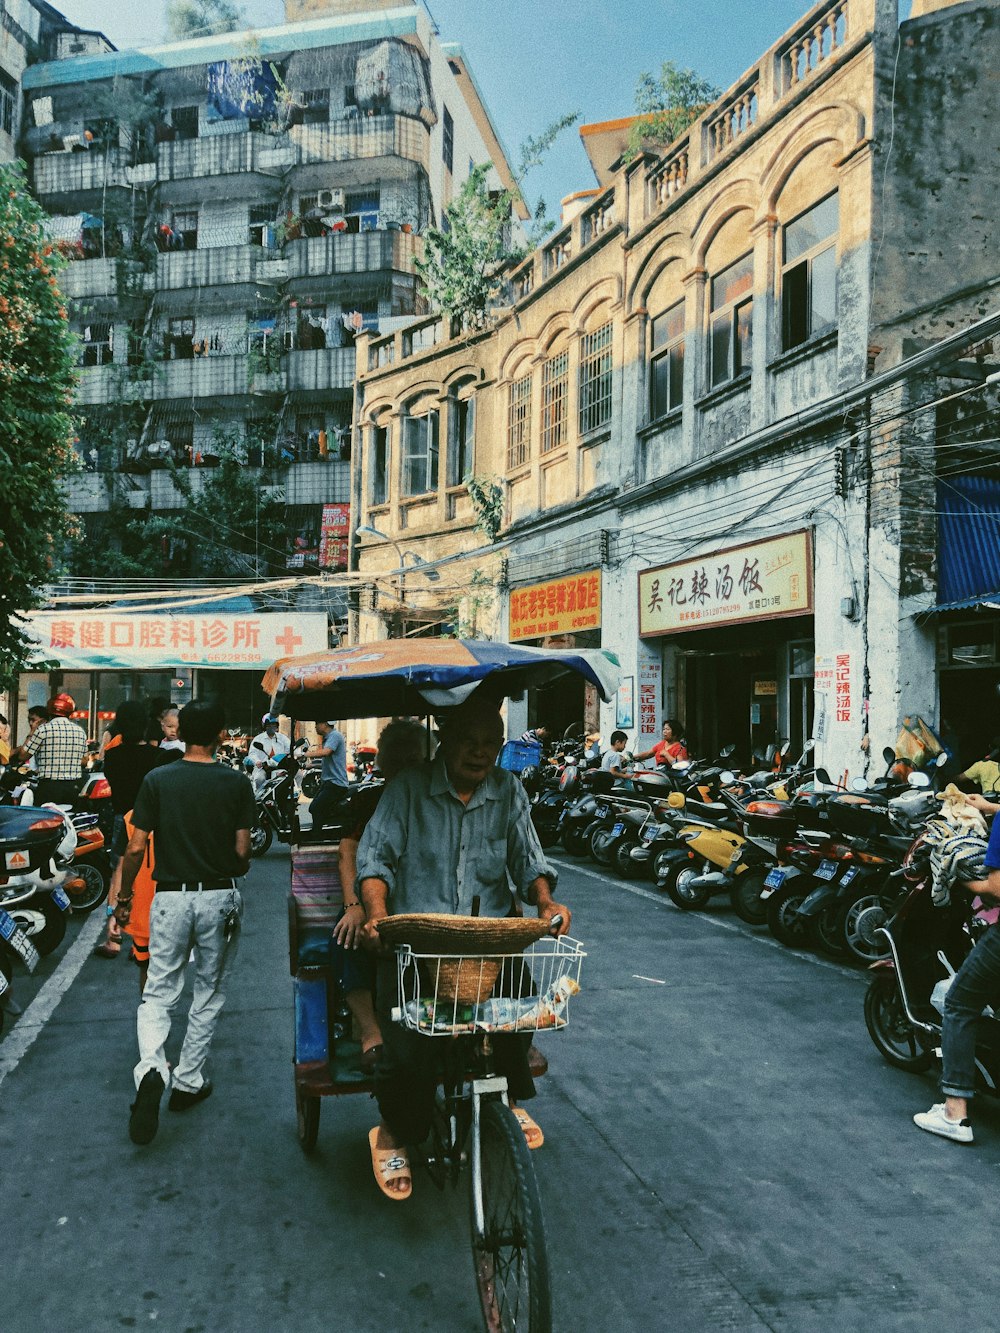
{"left": 710, "top": 252, "right": 753, "bottom": 388}
{"left": 402, "top": 410, "right": 440, "bottom": 496}
{"left": 650, "top": 301, "right": 685, "bottom": 418}
{"left": 782, "top": 193, "right": 838, "bottom": 350}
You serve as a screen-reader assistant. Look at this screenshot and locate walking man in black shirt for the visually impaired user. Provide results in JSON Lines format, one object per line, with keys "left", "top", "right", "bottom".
{"left": 116, "top": 700, "right": 256, "bottom": 1145}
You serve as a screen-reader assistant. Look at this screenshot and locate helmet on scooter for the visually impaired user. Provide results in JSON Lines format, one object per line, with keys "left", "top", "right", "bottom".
{"left": 47, "top": 693, "right": 76, "bottom": 717}
{"left": 261, "top": 713, "right": 279, "bottom": 727}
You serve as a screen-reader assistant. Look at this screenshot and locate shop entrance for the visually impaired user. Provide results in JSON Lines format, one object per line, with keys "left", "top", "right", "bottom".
{"left": 674, "top": 617, "right": 813, "bottom": 766}
{"left": 938, "top": 618, "right": 1000, "bottom": 769}
{"left": 523, "top": 630, "right": 601, "bottom": 741}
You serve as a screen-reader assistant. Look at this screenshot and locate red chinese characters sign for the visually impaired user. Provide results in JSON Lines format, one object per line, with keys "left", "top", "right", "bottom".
{"left": 509, "top": 571, "right": 602, "bottom": 643}
{"left": 319, "top": 503, "right": 351, "bottom": 571}
{"left": 25, "top": 612, "right": 328, "bottom": 670}
{"left": 638, "top": 531, "right": 813, "bottom": 637}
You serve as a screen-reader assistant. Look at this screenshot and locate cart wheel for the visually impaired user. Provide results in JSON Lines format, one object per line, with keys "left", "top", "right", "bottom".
{"left": 296, "top": 1083, "right": 320, "bottom": 1153}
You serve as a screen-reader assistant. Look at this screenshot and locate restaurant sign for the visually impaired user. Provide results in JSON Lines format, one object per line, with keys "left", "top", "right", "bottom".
{"left": 509, "top": 571, "right": 601, "bottom": 642}
{"left": 638, "top": 531, "right": 813, "bottom": 637}
{"left": 24, "top": 611, "right": 329, "bottom": 671}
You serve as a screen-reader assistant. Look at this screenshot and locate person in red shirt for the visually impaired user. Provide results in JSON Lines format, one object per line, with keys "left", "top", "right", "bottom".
{"left": 635, "top": 718, "right": 688, "bottom": 769}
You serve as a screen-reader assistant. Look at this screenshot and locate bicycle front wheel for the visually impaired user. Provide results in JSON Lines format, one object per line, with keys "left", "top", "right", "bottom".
{"left": 471, "top": 1099, "right": 551, "bottom": 1333}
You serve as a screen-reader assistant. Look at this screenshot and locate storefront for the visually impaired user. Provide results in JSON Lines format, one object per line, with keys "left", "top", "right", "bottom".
{"left": 508, "top": 570, "right": 602, "bottom": 739}
{"left": 638, "top": 531, "right": 815, "bottom": 765}
{"left": 14, "top": 609, "right": 329, "bottom": 742}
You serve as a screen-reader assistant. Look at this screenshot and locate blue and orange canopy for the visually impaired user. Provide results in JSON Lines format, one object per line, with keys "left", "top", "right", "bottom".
{"left": 263, "top": 638, "right": 620, "bottom": 720}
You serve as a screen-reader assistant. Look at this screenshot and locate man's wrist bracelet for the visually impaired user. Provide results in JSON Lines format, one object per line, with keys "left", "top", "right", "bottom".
{"left": 344, "top": 901, "right": 361, "bottom": 909}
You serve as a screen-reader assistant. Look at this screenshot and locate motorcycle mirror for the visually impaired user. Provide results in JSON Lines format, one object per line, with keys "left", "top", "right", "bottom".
{"left": 720, "top": 770, "right": 736, "bottom": 785}
{"left": 802, "top": 739, "right": 815, "bottom": 754}
{"left": 815, "top": 767, "right": 833, "bottom": 786}
{"left": 908, "top": 771, "right": 931, "bottom": 788}
{"left": 935, "top": 752, "right": 949, "bottom": 768}
{"left": 251, "top": 740, "right": 265, "bottom": 750}
{"left": 882, "top": 746, "right": 896, "bottom": 765}
{"left": 851, "top": 777, "right": 868, "bottom": 793}
{"left": 720, "top": 744, "right": 735, "bottom": 758}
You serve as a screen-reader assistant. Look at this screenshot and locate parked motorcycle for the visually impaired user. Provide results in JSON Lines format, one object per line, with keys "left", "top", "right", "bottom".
{"left": 0, "top": 805, "right": 73, "bottom": 955}
{"left": 0, "top": 906, "right": 41, "bottom": 1033}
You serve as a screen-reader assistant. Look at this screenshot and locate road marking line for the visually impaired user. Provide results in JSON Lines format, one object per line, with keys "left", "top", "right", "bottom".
{"left": 0, "top": 911, "right": 104, "bottom": 1093}
{"left": 551, "top": 856, "right": 863, "bottom": 982}
{"left": 633, "top": 974, "right": 667, "bottom": 985}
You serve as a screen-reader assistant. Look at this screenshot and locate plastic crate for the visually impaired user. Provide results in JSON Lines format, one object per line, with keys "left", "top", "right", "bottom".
{"left": 498, "top": 740, "right": 542, "bottom": 773}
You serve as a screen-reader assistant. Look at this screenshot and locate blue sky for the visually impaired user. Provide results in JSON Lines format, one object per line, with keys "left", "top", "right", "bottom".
{"left": 53, "top": 1, "right": 910, "bottom": 213}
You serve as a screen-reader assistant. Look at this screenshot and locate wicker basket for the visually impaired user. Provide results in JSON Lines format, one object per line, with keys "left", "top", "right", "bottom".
{"left": 378, "top": 914, "right": 551, "bottom": 1006}
{"left": 376, "top": 913, "right": 550, "bottom": 955}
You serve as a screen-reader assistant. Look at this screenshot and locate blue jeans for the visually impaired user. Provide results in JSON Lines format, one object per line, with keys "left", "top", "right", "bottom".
{"left": 941, "top": 921, "right": 1000, "bottom": 1101}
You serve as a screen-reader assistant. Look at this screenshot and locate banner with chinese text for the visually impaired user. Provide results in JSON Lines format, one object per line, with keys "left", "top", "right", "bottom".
{"left": 638, "top": 531, "right": 812, "bottom": 637}
{"left": 319, "top": 503, "right": 351, "bottom": 571}
{"left": 24, "top": 612, "right": 328, "bottom": 670}
{"left": 509, "top": 571, "right": 601, "bottom": 642}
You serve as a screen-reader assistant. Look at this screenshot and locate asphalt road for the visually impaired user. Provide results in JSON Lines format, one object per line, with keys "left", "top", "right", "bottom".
{"left": 2, "top": 849, "right": 1000, "bottom": 1332}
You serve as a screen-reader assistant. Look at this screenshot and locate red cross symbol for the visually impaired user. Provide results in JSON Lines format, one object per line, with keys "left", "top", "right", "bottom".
{"left": 274, "top": 625, "right": 303, "bottom": 656}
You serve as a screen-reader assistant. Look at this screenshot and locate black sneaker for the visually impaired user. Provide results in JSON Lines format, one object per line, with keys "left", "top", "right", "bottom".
{"left": 168, "top": 1080, "right": 213, "bottom": 1112}
{"left": 129, "top": 1070, "right": 165, "bottom": 1145}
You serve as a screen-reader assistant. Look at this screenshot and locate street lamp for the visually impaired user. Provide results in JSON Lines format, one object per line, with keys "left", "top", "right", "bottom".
{"left": 355, "top": 524, "right": 441, "bottom": 636}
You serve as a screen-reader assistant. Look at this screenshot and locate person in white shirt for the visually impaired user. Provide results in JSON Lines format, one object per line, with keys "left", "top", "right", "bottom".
{"left": 601, "top": 731, "right": 632, "bottom": 775}
{"left": 249, "top": 714, "right": 290, "bottom": 790}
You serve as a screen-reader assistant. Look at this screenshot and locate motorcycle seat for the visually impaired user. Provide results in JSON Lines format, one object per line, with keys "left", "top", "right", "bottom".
{"left": 685, "top": 799, "right": 727, "bottom": 817}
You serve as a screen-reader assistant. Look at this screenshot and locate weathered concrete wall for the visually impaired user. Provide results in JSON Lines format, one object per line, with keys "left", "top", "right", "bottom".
{"left": 285, "top": 0, "right": 413, "bottom": 21}
{"left": 870, "top": 1, "right": 1000, "bottom": 362}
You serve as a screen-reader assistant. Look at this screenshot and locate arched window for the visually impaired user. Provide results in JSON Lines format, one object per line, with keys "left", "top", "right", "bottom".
{"left": 647, "top": 262, "right": 685, "bottom": 419}
{"left": 578, "top": 308, "right": 613, "bottom": 436}
{"left": 781, "top": 192, "right": 838, "bottom": 350}
{"left": 369, "top": 416, "right": 390, "bottom": 506}
{"left": 540, "top": 336, "right": 570, "bottom": 455}
{"left": 507, "top": 366, "right": 532, "bottom": 471}
{"left": 401, "top": 396, "right": 439, "bottom": 496}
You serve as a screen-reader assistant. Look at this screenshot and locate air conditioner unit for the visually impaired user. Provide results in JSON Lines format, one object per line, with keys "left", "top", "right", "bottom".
{"left": 318, "top": 188, "right": 345, "bottom": 211}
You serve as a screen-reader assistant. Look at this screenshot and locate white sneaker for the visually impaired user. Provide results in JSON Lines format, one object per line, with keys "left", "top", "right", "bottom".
{"left": 913, "top": 1103, "right": 974, "bottom": 1143}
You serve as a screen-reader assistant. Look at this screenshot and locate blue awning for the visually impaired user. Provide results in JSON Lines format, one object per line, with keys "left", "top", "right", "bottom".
{"left": 935, "top": 475, "right": 1000, "bottom": 611}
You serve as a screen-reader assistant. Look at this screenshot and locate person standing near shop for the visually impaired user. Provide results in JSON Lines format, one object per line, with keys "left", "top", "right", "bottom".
{"left": 12, "top": 694, "right": 87, "bottom": 804}
{"left": 306, "top": 720, "right": 350, "bottom": 831}
{"left": 634, "top": 718, "right": 688, "bottom": 771}
{"left": 115, "top": 699, "right": 256, "bottom": 1146}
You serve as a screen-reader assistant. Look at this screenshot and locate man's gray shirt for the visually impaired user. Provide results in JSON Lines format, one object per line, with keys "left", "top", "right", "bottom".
{"left": 355, "top": 754, "right": 556, "bottom": 916}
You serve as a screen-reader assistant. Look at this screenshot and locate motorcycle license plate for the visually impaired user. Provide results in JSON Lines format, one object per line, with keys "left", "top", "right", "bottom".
{"left": 611, "top": 821, "right": 625, "bottom": 837}
{"left": 764, "top": 868, "right": 787, "bottom": 890}
{"left": 815, "top": 860, "right": 839, "bottom": 881}
{"left": 840, "top": 866, "right": 858, "bottom": 886}
{"left": 51, "top": 886, "right": 71, "bottom": 912}
{"left": 595, "top": 804, "right": 610, "bottom": 819}
{"left": 642, "top": 827, "right": 658, "bottom": 842}
{"left": 0, "top": 909, "right": 40, "bottom": 972}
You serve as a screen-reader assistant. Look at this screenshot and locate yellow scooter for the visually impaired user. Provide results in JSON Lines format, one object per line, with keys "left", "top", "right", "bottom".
{"left": 652, "top": 787, "right": 772, "bottom": 924}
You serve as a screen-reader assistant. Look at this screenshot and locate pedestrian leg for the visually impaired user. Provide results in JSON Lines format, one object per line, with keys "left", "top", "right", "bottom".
{"left": 134, "top": 894, "right": 193, "bottom": 1090}
{"left": 172, "top": 890, "right": 242, "bottom": 1094}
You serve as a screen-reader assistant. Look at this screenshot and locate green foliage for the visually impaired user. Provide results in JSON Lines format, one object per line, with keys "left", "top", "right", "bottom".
{"left": 166, "top": 0, "right": 247, "bottom": 39}
{"left": 449, "top": 567, "right": 496, "bottom": 640}
{"left": 466, "top": 474, "right": 504, "bottom": 543}
{"left": 625, "top": 61, "right": 721, "bottom": 161}
{"left": 415, "top": 113, "right": 579, "bottom": 329}
{"left": 0, "top": 164, "right": 78, "bottom": 687}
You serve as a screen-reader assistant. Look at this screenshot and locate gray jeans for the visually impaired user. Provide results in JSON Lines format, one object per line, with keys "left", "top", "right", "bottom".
{"left": 134, "top": 888, "right": 242, "bottom": 1094}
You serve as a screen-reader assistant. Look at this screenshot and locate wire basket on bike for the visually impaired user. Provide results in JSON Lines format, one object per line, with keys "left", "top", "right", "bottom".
{"left": 379, "top": 915, "right": 586, "bottom": 1037}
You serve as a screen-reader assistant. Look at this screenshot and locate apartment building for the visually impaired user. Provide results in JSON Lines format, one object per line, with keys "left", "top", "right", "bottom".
{"left": 352, "top": 0, "right": 1000, "bottom": 779}
{"left": 20, "top": 0, "right": 519, "bottom": 580}
{"left": 0, "top": 0, "right": 86, "bottom": 162}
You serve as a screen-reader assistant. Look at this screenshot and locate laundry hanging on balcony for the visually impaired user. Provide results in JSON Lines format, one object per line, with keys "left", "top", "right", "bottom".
{"left": 206, "top": 58, "right": 281, "bottom": 124}
{"left": 354, "top": 40, "right": 436, "bottom": 121}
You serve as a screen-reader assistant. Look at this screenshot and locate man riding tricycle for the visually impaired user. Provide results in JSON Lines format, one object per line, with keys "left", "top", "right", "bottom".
{"left": 263, "top": 638, "right": 619, "bottom": 1333}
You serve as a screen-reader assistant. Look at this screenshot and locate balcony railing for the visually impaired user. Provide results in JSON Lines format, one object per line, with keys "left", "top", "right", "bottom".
{"left": 156, "top": 131, "right": 294, "bottom": 183}
{"left": 289, "top": 114, "right": 428, "bottom": 168}
{"left": 542, "top": 228, "right": 572, "bottom": 279}
{"left": 33, "top": 148, "right": 154, "bottom": 199}
{"left": 58, "top": 257, "right": 119, "bottom": 300}
{"left": 285, "top": 347, "right": 356, "bottom": 393}
{"left": 580, "top": 193, "right": 616, "bottom": 247}
{"left": 286, "top": 230, "right": 420, "bottom": 280}
{"left": 644, "top": 0, "right": 860, "bottom": 220}
{"left": 156, "top": 244, "right": 263, "bottom": 291}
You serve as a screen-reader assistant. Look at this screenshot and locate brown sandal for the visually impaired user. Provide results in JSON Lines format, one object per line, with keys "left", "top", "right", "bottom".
{"left": 93, "top": 942, "right": 121, "bottom": 959}
{"left": 511, "top": 1106, "right": 544, "bottom": 1150}
{"left": 368, "top": 1127, "right": 411, "bottom": 1201}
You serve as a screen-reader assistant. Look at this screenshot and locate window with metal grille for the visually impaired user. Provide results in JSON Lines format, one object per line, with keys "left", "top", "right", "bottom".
{"left": 248, "top": 204, "right": 274, "bottom": 247}
{"left": 403, "top": 410, "right": 440, "bottom": 496}
{"left": 171, "top": 105, "right": 199, "bottom": 140}
{"left": 650, "top": 301, "right": 685, "bottom": 418}
{"left": 782, "top": 193, "right": 838, "bottom": 351}
{"left": 541, "top": 350, "right": 569, "bottom": 454}
{"left": 578, "top": 322, "right": 613, "bottom": 436}
{"left": 0, "top": 71, "right": 16, "bottom": 137}
{"left": 81, "top": 321, "right": 114, "bottom": 367}
{"left": 302, "top": 87, "right": 330, "bottom": 124}
{"left": 710, "top": 252, "right": 753, "bottom": 387}
{"left": 507, "top": 373, "right": 532, "bottom": 470}
{"left": 442, "top": 106, "right": 454, "bottom": 173}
